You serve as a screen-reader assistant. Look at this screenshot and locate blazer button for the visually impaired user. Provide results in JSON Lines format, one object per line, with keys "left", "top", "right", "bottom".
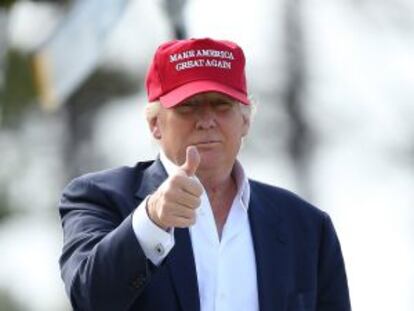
{"left": 130, "top": 277, "right": 143, "bottom": 289}
{"left": 130, "top": 280, "right": 139, "bottom": 289}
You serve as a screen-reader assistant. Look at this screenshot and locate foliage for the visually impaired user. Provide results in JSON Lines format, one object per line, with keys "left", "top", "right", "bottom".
{"left": 0, "top": 49, "right": 37, "bottom": 128}
{"left": 0, "top": 288, "right": 23, "bottom": 311}
{"left": 0, "top": 0, "right": 16, "bottom": 9}
{"left": 0, "top": 188, "right": 12, "bottom": 222}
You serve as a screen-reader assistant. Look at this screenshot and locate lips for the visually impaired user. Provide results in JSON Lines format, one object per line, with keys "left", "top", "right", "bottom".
{"left": 193, "top": 140, "right": 221, "bottom": 147}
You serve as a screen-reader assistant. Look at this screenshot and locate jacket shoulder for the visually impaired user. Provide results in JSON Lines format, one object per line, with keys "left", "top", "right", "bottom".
{"left": 63, "top": 161, "right": 155, "bottom": 198}
{"left": 249, "top": 179, "right": 327, "bottom": 221}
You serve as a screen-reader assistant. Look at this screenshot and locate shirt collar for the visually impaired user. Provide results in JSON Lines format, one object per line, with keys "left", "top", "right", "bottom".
{"left": 159, "top": 150, "right": 250, "bottom": 210}
{"left": 159, "top": 150, "right": 181, "bottom": 177}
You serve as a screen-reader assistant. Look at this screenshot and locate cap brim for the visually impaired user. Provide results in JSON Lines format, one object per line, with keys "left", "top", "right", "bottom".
{"left": 159, "top": 80, "right": 249, "bottom": 108}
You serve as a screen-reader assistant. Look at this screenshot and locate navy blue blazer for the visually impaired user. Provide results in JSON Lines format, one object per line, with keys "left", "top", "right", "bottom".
{"left": 59, "top": 159, "right": 351, "bottom": 311}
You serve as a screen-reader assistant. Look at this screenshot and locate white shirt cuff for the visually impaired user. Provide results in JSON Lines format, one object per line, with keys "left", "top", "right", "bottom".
{"left": 132, "top": 196, "right": 175, "bottom": 266}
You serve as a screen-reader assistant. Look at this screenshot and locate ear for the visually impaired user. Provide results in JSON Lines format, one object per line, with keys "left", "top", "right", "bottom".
{"left": 149, "top": 116, "right": 162, "bottom": 139}
{"left": 241, "top": 114, "right": 250, "bottom": 137}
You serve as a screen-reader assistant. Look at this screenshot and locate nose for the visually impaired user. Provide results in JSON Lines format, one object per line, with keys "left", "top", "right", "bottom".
{"left": 195, "top": 104, "right": 217, "bottom": 130}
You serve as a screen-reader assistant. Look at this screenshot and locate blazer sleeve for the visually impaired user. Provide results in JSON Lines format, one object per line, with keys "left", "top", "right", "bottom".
{"left": 58, "top": 176, "right": 151, "bottom": 311}
{"left": 317, "top": 213, "right": 351, "bottom": 310}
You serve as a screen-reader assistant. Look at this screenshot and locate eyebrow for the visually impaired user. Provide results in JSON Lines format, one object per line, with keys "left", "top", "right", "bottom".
{"left": 181, "top": 95, "right": 235, "bottom": 105}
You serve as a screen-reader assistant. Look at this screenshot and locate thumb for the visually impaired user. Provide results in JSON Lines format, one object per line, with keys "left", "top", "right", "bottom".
{"left": 180, "top": 146, "right": 200, "bottom": 176}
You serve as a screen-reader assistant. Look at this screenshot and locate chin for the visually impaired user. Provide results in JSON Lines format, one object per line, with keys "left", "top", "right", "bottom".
{"left": 198, "top": 152, "right": 225, "bottom": 170}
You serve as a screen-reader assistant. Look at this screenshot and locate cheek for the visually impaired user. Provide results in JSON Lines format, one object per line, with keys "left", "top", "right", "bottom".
{"left": 228, "top": 117, "right": 249, "bottom": 141}
{"left": 225, "top": 128, "right": 244, "bottom": 148}
{"left": 174, "top": 120, "right": 195, "bottom": 137}
{"left": 163, "top": 121, "right": 193, "bottom": 148}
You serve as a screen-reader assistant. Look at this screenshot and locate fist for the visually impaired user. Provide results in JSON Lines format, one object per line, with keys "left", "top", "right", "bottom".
{"left": 147, "top": 146, "right": 203, "bottom": 230}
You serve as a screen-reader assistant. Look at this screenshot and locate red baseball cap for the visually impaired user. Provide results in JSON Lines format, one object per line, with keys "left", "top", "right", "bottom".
{"left": 145, "top": 38, "right": 249, "bottom": 108}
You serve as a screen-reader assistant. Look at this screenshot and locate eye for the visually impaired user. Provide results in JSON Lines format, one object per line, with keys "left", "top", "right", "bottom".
{"left": 175, "top": 100, "right": 199, "bottom": 113}
{"left": 213, "top": 100, "right": 235, "bottom": 111}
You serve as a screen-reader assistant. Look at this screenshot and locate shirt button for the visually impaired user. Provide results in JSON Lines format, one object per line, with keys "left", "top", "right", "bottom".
{"left": 155, "top": 243, "right": 164, "bottom": 256}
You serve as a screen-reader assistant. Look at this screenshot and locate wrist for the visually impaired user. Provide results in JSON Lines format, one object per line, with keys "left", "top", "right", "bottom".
{"left": 146, "top": 194, "right": 169, "bottom": 231}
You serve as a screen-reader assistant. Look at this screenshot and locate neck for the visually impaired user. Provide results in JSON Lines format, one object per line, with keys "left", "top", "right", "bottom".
{"left": 197, "top": 167, "right": 237, "bottom": 239}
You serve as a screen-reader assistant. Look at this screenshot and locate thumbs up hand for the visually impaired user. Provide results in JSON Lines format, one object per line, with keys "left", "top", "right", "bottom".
{"left": 179, "top": 145, "right": 200, "bottom": 177}
{"left": 147, "top": 146, "right": 203, "bottom": 230}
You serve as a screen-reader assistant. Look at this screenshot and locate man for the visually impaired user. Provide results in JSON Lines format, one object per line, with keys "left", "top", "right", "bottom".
{"left": 59, "top": 38, "right": 351, "bottom": 311}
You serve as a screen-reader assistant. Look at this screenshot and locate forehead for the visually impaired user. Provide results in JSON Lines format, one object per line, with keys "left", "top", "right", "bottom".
{"left": 179, "top": 92, "right": 236, "bottom": 105}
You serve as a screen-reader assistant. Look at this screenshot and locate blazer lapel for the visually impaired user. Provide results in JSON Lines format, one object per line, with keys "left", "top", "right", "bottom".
{"left": 134, "top": 158, "right": 168, "bottom": 201}
{"left": 134, "top": 158, "right": 200, "bottom": 311}
{"left": 249, "top": 185, "right": 290, "bottom": 311}
{"left": 166, "top": 228, "right": 200, "bottom": 311}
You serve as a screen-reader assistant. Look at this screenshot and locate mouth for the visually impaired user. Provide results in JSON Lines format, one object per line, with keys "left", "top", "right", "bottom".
{"left": 193, "top": 140, "right": 221, "bottom": 147}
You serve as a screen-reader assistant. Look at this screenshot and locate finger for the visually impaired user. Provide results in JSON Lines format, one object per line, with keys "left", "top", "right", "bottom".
{"left": 180, "top": 146, "right": 200, "bottom": 176}
{"left": 153, "top": 202, "right": 194, "bottom": 228}
{"left": 172, "top": 215, "right": 197, "bottom": 228}
{"left": 169, "top": 163, "right": 203, "bottom": 197}
{"left": 172, "top": 206, "right": 197, "bottom": 220}
{"left": 176, "top": 192, "right": 201, "bottom": 209}
{"left": 181, "top": 177, "right": 203, "bottom": 197}
{"left": 163, "top": 176, "right": 202, "bottom": 203}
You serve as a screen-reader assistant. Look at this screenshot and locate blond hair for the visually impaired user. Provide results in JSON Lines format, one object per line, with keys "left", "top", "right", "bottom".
{"left": 145, "top": 96, "right": 256, "bottom": 124}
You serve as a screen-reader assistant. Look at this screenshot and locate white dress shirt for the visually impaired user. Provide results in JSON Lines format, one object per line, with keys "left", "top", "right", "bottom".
{"left": 132, "top": 152, "right": 259, "bottom": 311}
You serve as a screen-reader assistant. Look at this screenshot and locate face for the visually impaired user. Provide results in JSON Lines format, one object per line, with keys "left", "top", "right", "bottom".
{"left": 149, "top": 92, "right": 250, "bottom": 174}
